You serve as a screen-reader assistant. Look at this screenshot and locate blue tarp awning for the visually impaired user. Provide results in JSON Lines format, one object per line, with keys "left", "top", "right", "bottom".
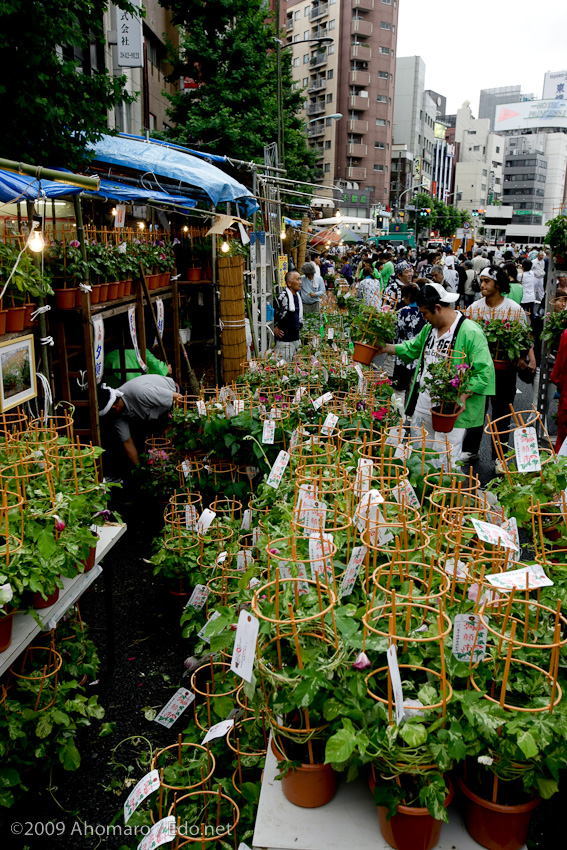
{"left": 0, "top": 170, "right": 82, "bottom": 203}
{"left": 88, "top": 135, "right": 259, "bottom": 215}
{"left": 117, "top": 133, "right": 228, "bottom": 164}
{"left": 284, "top": 217, "right": 302, "bottom": 227}
{"left": 85, "top": 178, "right": 196, "bottom": 209}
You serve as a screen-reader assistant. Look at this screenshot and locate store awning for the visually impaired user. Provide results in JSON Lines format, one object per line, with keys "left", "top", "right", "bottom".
{"left": 88, "top": 135, "right": 259, "bottom": 215}
{"left": 0, "top": 169, "right": 83, "bottom": 203}
{"left": 85, "top": 178, "right": 196, "bottom": 209}
{"left": 116, "top": 133, "right": 228, "bottom": 164}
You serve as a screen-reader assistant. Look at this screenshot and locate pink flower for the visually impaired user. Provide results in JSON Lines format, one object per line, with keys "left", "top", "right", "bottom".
{"left": 456, "top": 364, "right": 469, "bottom": 372}
{"left": 372, "top": 406, "right": 387, "bottom": 421}
{"left": 275, "top": 394, "right": 282, "bottom": 401}
{"left": 269, "top": 548, "right": 281, "bottom": 555}
{"left": 53, "top": 515, "right": 65, "bottom": 532}
{"left": 70, "top": 239, "right": 80, "bottom": 248}
{"left": 352, "top": 651, "right": 371, "bottom": 671}
{"left": 450, "top": 377, "right": 460, "bottom": 388}
{"left": 159, "top": 253, "right": 166, "bottom": 260}
{"left": 468, "top": 583, "right": 479, "bottom": 602}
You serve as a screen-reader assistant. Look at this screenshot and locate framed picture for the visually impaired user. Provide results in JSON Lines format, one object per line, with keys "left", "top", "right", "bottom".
{"left": 0, "top": 334, "right": 37, "bottom": 412}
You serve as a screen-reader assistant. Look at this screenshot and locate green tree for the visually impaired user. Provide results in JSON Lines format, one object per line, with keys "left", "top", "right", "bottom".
{"left": 0, "top": 0, "right": 138, "bottom": 170}
{"left": 159, "top": 0, "right": 315, "bottom": 181}
{"left": 410, "top": 193, "right": 470, "bottom": 239}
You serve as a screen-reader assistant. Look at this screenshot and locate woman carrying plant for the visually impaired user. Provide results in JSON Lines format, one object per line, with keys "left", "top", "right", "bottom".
{"left": 375, "top": 282, "right": 494, "bottom": 464}
{"left": 461, "top": 266, "right": 535, "bottom": 463}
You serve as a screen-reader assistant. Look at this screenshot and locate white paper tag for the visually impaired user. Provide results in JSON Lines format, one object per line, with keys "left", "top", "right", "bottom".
{"left": 290, "top": 428, "right": 301, "bottom": 450}
{"left": 296, "top": 484, "right": 317, "bottom": 522}
{"left": 486, "top": 563, "right": 553, "bottom": 590}
{"left": 321, "top": 412, "right": 339, "bottom": 436}
{"left": 262, "top": 420, "right": 275, "bottom": 444}
{"left": 249, "top": 360, "right": 258, "bottom": 373}
{"left": 514, "top": 426, "right": 541, "bottom": 472}
{"left": 266, "top": 450, "right": 290, "bottom": 489}
{"left": 313, "top": 391, "right": 333, "bottom": 410}
{"left": 185, "top": 504, "right": 198, "bottom": 530}
{"left": 181, "top": 460, "right": 192, "bottom": 479}
{"left": 385, "top": 426, "right": 405, "bottom": 447}
{"left": 390, "top": 480, "right": 420, "bottom": 510}
{"left": 270, "top": 407, "right": 282, "bottom": 421}
{"left": 124, "top": 769, "right": 160, "bottom": 824}
{"left": 276, "top": 359, "right": 286, "bottom": 367}
{"left": 354, "top": 458, "right": 374, "bottom": 497}
{"left": 471, "top": 518, "right": 519, "bottom": 552}
{"left": 452, "top": 613, "right": 488, "bottom": 663}
{"left": 197, "top": 609, "right": 222, "bottom": 643}
{"left": 296, "top": 562, "right": 310, "bottom": 595}
{"left": 216, "top": 551, "right": 228, "bottom": 565}
{"left": 341, "top": 351, "right": 349, "bottom": 365}
{"left": 245, "top": 465, "right": 259, "bottom": 480}
{"left": 154, "top": 688, "right": 195, "bottom": 728}
{"left": 278, "top": 561, "right": 292, "bottom": 579}
{"left": 354, "top": 363, "right": 364, "bottom": 392}
{"left": 558, "top": 438, "right": 567, "bottom": 457}
{"left": 234, "top": 400, "right": 245, "bottom": 415}
{"left": 327, "top": 327, "right": 335, "bottom": 341}
{"left": 394, "top": 443, "right": 412, "bottom": 460}
{"left": 356, "top": 488, "right": 384, "bottom": 533}
{"left": 294, "top": 386, "right": 307, "bottom": 404}
{"left": 339, "top": 546, "right": 367, "bottom": 598}
{"left": 196, "top": 508, "right": 216, "bottom": 536}
{"left": 252, "top": 526, "right": 261, "bottom": 546}
{"left": 230, "top": 610, "right": 259, "bottom": 683}
{"left": 196, "top": 400, "right": 206, "bottom": 416}
{"left": 248, "top": 576, "right": 261, "bottom": 589}
{"left": 185, "top": 584, "right": 209, "bottom": 611}
{"left": 138, "top": 817, "right": 176, "bottom": 850}
{"left": 374, "top": 510, "right": 395, "bottom": 545}
{"left": 241, "top": 509, "right": 252, "bottom": 531}
{"left": 309, "top": 533, "right": 334, "bottom": 580}
{"left": 387, "top": 645, "right": 405, "bottom": 727}
{"left": 201, "top": 718, "right": 235, "bottom": 745}
{"left": 237, "top": 549, "right": 254, "bottom": 572}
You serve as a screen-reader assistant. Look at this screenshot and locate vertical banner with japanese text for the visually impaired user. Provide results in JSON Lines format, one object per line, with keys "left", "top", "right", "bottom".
{"left": 92, "top": 316, "right": 105, "bottom": 384}
{"left": 128, "top": 306, "right": 147, "bottom": 372}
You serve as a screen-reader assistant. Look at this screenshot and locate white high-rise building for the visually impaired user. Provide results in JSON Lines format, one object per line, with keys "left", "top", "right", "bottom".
{"left": 453, "top": 104, "right": 504, "bottom": 213}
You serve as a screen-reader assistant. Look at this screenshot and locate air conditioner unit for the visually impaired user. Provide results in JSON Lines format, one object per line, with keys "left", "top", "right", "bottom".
{"left": 511, "top": 149, "right": 519, "bottom": 156}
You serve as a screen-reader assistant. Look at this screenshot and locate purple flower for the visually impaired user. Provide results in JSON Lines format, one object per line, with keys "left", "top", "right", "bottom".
{"left": 456, "top": 364, "right": 469, "bottom": 372}
{"left": 352, "top": 651, "right": 371, "bottom": 671}
{"left": 172, "top": 238, "right": 180, "bottom": 246}
{"left": 53, "top": 515, "right": 65, "bottom": 532}
{"left": 259, "top": 396, "right": 267, "bottom": 403}
{"left": 70, "top": 239, "right": 80, "bottom": 248}
{"left": 450, "top": 377, "right": 460, "bottom": 388}
{"left": 275, "top": 394, "right": 282, "bottom": 401}
{"left": 270, "top": 548, "right": 281, "bottom": 555}
{"left": 357, "top": 402, "right": 366, "bottom": 411}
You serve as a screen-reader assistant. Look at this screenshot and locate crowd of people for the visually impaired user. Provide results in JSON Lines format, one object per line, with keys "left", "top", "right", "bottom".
{"left": 273, "top": 237, "right": 562, "bottom": 469}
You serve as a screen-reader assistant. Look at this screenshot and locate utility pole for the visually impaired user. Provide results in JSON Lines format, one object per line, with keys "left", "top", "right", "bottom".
{"left": 275, "top": 0, "right": 284, "bottom": 168}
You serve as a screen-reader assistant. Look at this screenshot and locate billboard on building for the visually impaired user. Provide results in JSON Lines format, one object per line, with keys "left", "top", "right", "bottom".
{"left": 494, "top": 99, "right": 567, "bottom": 132}
{"left": 434, "top": 123, "right": 446, "bottom": 140}
{"left": 543, "top": 70, "right": 567, "bottom": 100}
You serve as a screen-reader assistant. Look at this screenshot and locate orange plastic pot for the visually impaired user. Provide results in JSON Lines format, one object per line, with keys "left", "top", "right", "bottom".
{"left": 107, "top": 282, "right": 119, "bottom": 300}
{"left": 458, "top": 777, "right": 540, "bottom": 850}
{"left": 371, "top": 772, "right": 453, "bottom": 850}
{"left": 91, "top": 284, "right": 101, "bottom": 305}
{"left": 0, "top": 310, "right": 7, "bottom": 335}
{"left": 160, "top": 272, "right": 170, "bottom": 287}
{"left": 98, "top": 283, "right": 109, "bottom": 303}
{"left": 123, "top": 279, "right": 133, "bottom": 296}
{"left": 0, "top": 611, "right": 16, "bottom": 652}
{"left": 431, "top": 407, "right": 460, "bottom": 433}
{"left": 117, "top": 280, "right": 125, "bottom": 298}
{"left": 6, "top": 306, "right": 26, "bottom": 331}
{"left": 271, "top": 737, "right": 337, "bottom": 808}
{"left": 353, "top": 341, "right": 378, "bottom": 365}
{"left": 187, "top": 268, "right": 203, "bottom": 282}
{"left": 24, "top": 303, "right": 37, "bottom": 328}
{"left": 55, "top": 290, "right": 77, "bottom": 310}
{"left": 30, "top": 587, "right": 60, "bottom": 609}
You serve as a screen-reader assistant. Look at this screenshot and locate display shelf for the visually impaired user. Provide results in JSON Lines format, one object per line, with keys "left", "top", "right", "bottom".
{"left": 0, "top": 523, "right": 127, "bottom": 677}
{"left": 252, "top": 739, "right": 526, "bottom": 850}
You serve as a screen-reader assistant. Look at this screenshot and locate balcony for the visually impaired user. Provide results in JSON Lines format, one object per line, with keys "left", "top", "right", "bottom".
{"left": 313, "top": 149, "right": 325, "bottom": 160}
{"left": 307, "top": 100, "right": 326, "bottom": 116}
{"left": 348, "top": 119, "right": 368, "bottom": 133}
{"left": 286, "top": 19, "right": 293, "bottom": 30}
{"left": 310, "top": 51, "right": 328, "bottom": 67}
{"left": 310, "top": 3, "right": 329, "bottom": 21}
{"left": 312, "top": 27, "right": 329, "bottom": 39}
{"left": 308, "top": 79, "right": 327, "bottom": 93}
{"left": 308, "top": 124, "right": 325, "bottom": 137}
{"left": 314, "top": 167, "right": 325, "bottom": 180}
{"left": 350, "top": 70, "right": 371, "bottom": 86}
{"left": 352, "top": 0, "right": 374, "bottom": 8}
{"left": 349, "top": 95, "right": 369, "bottom": 110}
{"left": 346, "top": 166, "right": 367, "bottom": 180}
{"left": 348, "top": 143, "right": 368, "bottom": 157}
{"left": 350, "top": 43, "right": 372, "bottom": 61}
{"left": 351, "top": 18, "right": 373, "bottom": 37}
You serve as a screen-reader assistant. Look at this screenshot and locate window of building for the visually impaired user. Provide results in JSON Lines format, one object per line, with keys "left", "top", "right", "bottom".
{"left": 327, "top": 69, "right": 333, "bottom": 79}
{"left": 481, "top": 184, "right": 486, "bottom": 191}
{"left": 303, "top": 77, "right": 308, "bottom": 86}
{"left": 329, "top": 19, "right": 335, "bottom": 29}
{"left": 482, "top": 169, "right": 487, "bottom": 176}
{"left": 326, "top": 117, "right": 333, "bottom": 126}
{"left": 293, "top": 81, "right": 300, "bottom": 90}
{"left": 294, "top": 10, "right": 301, "bottom": 20}
{"left": 293, "top": 57, "right": 299, "bottom": 66}
{"left": 294, "top": 34, "right": 300, "bottom": 42}
{"left": 149, "top": 112, "right": 156, "bottom": 130}
{"left": 386, "top": 142, "right": 389, "bottom": 150}
{"left": 390, "top": 73, "right": 393, "bottom": 81}
{"left": 304, "top": 30, "right": 310, "bottom": 39}
{"left": 329, "top": 43, "right": 334, "bottom": 53}
{"left": 303, "top": 54, "right": 309, "bottom": 63}
{"left": 378, "top": 70, "right": 388, "bottom": 79}
{"left": 380, "top": 21, "right": 391, "bottom": 29}
{"left": 325, "top": 140, "right": 331, "bottom": 149}
{"left": 377, "top": 95, "right": 387, "bottom": 103}
{"left": 391, "top": 49, "right": 394, "bottom": 57}
{"left": 327, "top": 93, "right": 333, "bottom": 102}
{"left": 324, "top": 163, "right": 331, "bottom": 172}
{"left": 374, "top": 164, "right": 384, "bottom": 171}
{"left": 379, "top": 46, "right": 390, "bottom": 54}
{"left": 375, "top": 141, "right": 385, "bottom": 148}
{"left": 387, "top": 120, "right": 390, "bottom": 127}
{"left": 382, "top": 0, "right": 392, "bottom": 4}
{"left": 496, "top": 146, "right": 500, "bottom": 153}
{"left": 376, "top": 118, "right": 386, "bottom": 126}
{"left": 473, "top": 145, "right": 480, "bottom": 151}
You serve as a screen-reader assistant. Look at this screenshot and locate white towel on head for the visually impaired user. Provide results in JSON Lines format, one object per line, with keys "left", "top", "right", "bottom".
{"left": 286, "top": 287, "right": 304, "bottom": 320}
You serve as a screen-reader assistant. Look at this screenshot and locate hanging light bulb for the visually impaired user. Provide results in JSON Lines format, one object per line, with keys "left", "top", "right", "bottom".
{"left": 221, "top": 239, "right": 230, "bottom": 253}
{"left": 183, "top": 225, "right": 189, "bottom": 232}
{"left": 280, "top": 226, "right": 287, "bottom": 240}
{"left": 111, "top": 207, "right": 117, "bottom": 216}
{"left": 28, "top": 228, "right": 44, "bottom": 253}
{"left": 138, "top": 221, "right": 145, "bottom": 230}
{"left": 335, "top": 210, "right": 342, "bottom": 222}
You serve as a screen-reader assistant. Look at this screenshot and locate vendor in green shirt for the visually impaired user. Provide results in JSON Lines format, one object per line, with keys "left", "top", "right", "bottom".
{"left": 376, "top": 282, "right": 495, "bottom": 465}
{"left": 502, "top": 262, "right": 524, "bottom": 304}
{"left": 104, "top": 349, "right": 170, "bottom": 388}
{"left": 377, "top": 252, "right": 395, "bottom": 288}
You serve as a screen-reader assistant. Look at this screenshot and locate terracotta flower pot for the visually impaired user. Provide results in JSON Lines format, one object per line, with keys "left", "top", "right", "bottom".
{"left": 75, "top": 288, "right": 84, "bottom": 308}
{"left": 24, "top": 303, "right": 37, "bottom": 328}
{"left": 123, "top": 279, "right": 133, "bottom": 296}
{"left": 116, "top": 280, "right": 125, "bottom": 298}
{"left": 160, "top": 272, "right": 170, "bottom": 287}
{"left": 543, "top": 524, "right": 562, "bottom": 541}
{"left": 458, "top": 777, "right": 540, "bottom": 850}
{"left": 0, "top": 310, "right": 7, "bottom": 336}
{"left": 90, "top": 284, "right": 101, "bottom": 305}
{"left": 107, "top": 282, "right": 120, "bottom": 300}
{"left": 431, "top": 406, "right": 460, "bottom": 433}
{"left": 98, "top": 283, "right": 109, "bottom": 303}
{"left": 0, "top": 611, "right": 16, "bottom": 652}
{"left": 493, "top": 359, "right": 511, "bottom": 372}
{"left": 371, "top": 773, "right": 454, "bottom": 850}
{"left": 30, "top": 587, "right": 60, "bottom": 610}
{"left": 271, "top": 737, "right": 337, "bottom": 809}
{"left": 6, "top": 306, "right": 26, "bottom": 331}
{"left": 55, "top": 290, "right": 77, "bottom": 310}
{"left": 353, "top": 341, "right": 378, "bottom": 365}
{"left": 187, "top": 268, "right": 203, "bottom": 282}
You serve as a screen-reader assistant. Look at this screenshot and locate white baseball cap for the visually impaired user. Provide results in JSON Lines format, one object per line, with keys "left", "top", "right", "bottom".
{"left": 422, "top": 282, "right": 459, "bottom": 304}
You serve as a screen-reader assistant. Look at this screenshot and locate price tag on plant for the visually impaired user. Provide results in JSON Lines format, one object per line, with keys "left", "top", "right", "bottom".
{"left": 185, "top": 505, "right": 198, "bottom": 530}
{"left": 185, "top": 584, "right": 209, "bottom": 611}
{"left": 354, "top": 458, "right": 373, "bottom": 497}
{"left": 154, "top": 688, "right": 195, "bottom": 729}
{"left": 197, "top": 610, "right": 222, "bottom": 643}
{"left": 290, "top": 428, "right": 301, "bottom": 450}
{"left": 354, "top": 363, "right": 365, "bottom": 392}
{"left": 138, "top": 816, "right": 176, "bottom": 850}
{"left": 339, "top": 545, "right": 367, "bottom": 598}
{"left": 471, "top": 518, "right": 519, "bottom": 552}
{"left": 216, "top": 551, "right": 228, "bottom": 566}
{"left": 181, "top": 460, "right": 192, "bottom": 479}
{"left": 309, "top": 533, "right": 334, "bottom": 580}
{"left": 296, "top": 562, "right": 310, "bottom": 596}
{"left": 262, "top": 420, "right": 275, "bottom": 444}
{"left": 230, "top": 610, "right": 259, "bottom": 683}
{"left": 386, "top": 644, "right": 405, "bottom": 727}
{"left": 295, "top": 484, "right": 317, "bottom": 522}
{"left": 245, "top": 466, "right": 259, "bottom": 480}
{"left": 241, "top": 509, "right": 252, "bottom": 531}
{"left": 196, "top": 508, "right": 216, "bottom": 536}
{"left": 236, "top": 549, "right": 254, "bottom": 572}
{"left": 270, "top": 407, "right": 282, "bottom": 421}
{"left": 394, "top": 443, "right": 412, "bottom": 460}
{"left": 341, "top": 351, "right": 349, "bottom": 365}
{"left": 501, "top": 517, "right": 520, "bottom": 555}
{"left": 321, "top": 412, "right": 338, "bottom": 436}
{"left": 266, "top": 450, "right": 290, "bottom": 489}
{"left": 312, "top": 391, "right": 333, "bottom": 410}
{"left": 513, "top": 426, "right": 541, "bottom": 472}
{"left": 294, "top": 386, "right": 307, "bottom": 404}
{"left": 276, "top": 359, "right": 286, "bottom": 367}
{"left": 201, "top": 718, "right": 235, "bottom": 745}
{"left": 327, "top": 327, "right": 335, "bottom": 341}
{"left": 385, "top": 426, "right": 405, "bottom": 447}
{"left": 452, "top": 613, "right": 488, "bottom": 663}
{"left": 124, "top": 769, "right": 160, "bottom": 824}
{"left": 373, "top": 510, "right": 394, "bottom": 546}
{"left": 252, "top": 527, "right": 261, "bottom": 546}
{"left": 249, "top": 360, "right": 258, "bottom": 373}
{"left": 390, "top": 480, "right": 420, "bottom": 510}
{"left": 486, "top": 563, "right": 553, "bottom": 591}
{"left": 196, "top": 400, "right": 206, "bottom": 416}
{"left": 278, "top": 562, "right": 292, "bottom": 579}
{"left": 356, "top": 489, "right": 384, "bottom": 533}
{"left": 234, "top": 399, "right": 245, "bottom": 414}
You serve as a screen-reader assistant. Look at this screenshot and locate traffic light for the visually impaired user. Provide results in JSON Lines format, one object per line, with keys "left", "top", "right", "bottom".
{"left": 471, "top": 210, "right": 478, "bottom": 217}
{"left": 419, "top": 208, "right": 431, "bottom": 217}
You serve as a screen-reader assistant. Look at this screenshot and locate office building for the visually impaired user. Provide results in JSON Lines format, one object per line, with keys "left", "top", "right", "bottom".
{"left": 392, "top": 56, "right": 437, "bottom": 194}
{"left": 453, "top": 105, "right": 504, "bottom": 212}
{"left": 478, "top": 85, "right": 535, "bottom": 131}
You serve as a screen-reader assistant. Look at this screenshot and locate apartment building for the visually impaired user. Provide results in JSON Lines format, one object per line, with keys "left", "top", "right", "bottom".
{"left": 284, "top": 0, "right": 398, "bottom": 216}
{"left": 392, "top": 57, "right": 437, "bottom": 195}
{"left": 453, "top": 105, "right": 504, "bottom": 213}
